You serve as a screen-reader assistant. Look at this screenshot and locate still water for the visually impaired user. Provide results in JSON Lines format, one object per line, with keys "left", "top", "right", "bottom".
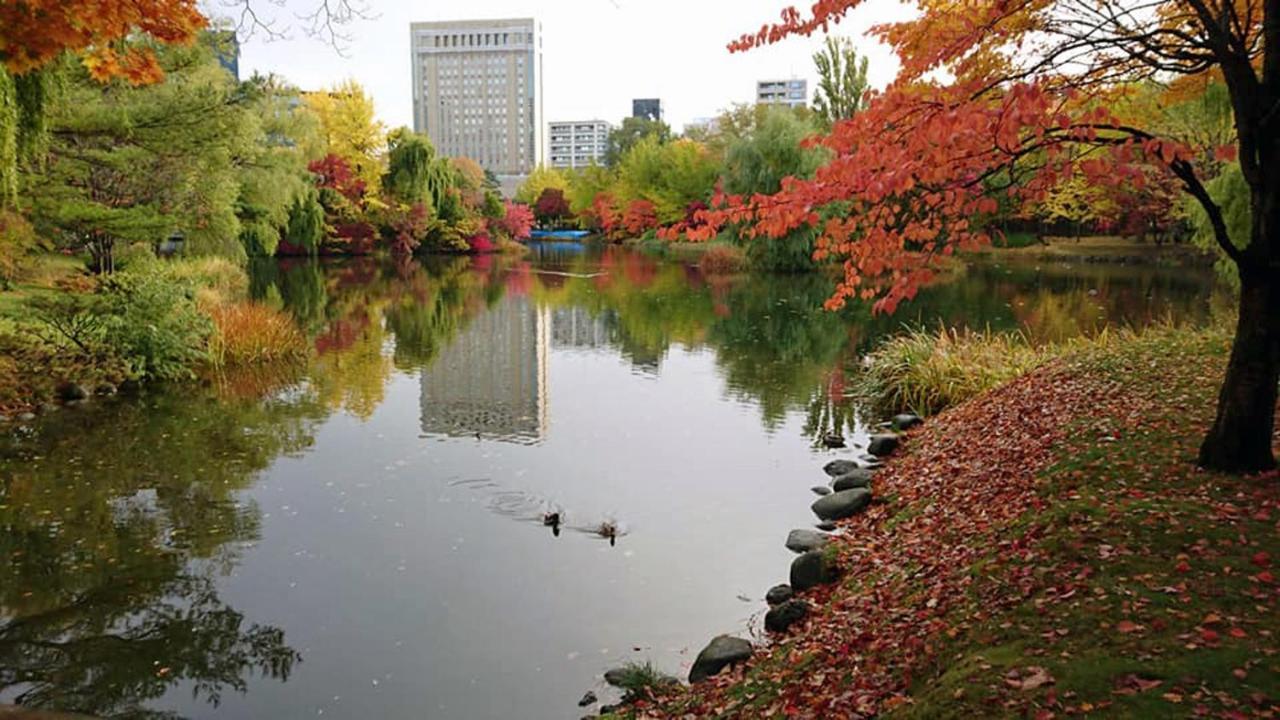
{"left": 0, "top": 244, "right": 1217, "bottom": 719}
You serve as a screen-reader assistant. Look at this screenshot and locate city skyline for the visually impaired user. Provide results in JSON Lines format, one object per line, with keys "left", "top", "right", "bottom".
{"left": 233, "top": 0, "right": 908, "bottom": 133}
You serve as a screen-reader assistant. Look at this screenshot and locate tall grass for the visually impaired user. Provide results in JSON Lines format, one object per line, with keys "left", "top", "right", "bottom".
{"left": 855, "top": 326, "right": 1113, "bottom": 416}
{"left": 207, "top": 301, "right": 308, "bottom": 367}
{"left": 164, "top": 257, "right": 248, "bottom": 306}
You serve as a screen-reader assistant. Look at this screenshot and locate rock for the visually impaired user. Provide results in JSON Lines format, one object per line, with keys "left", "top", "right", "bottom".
{"left": 578, "top": 690, "right": 598, "bottom": 707}
{"left": 823, "top": 459, "right": 860, "bottom": 477}
{"left": 811, "top": 488, "right": 872, "bottom": 521}
{"left": 55, "top": 383, "right": 89, "bottom": 402}
{"left": 822, "top": 434, "right": 846, "bottom": 448}
{"left": 598, "top": 705, "right": 618, "bottom": 716}
{"left": 17, "top": 412, "right": 35, "bottom": 422}
{"left": 814, "top": 521, "right": 837, "bottom": 531}
{"left": 95, "top": 383, "right": 118, "bottom": 396}
{"left": 688, "top": 635, "right": 753, "bottom": 683}
{"left": 790, "top": 550, "right": 837, "bottom": 591}
{"left": 603, "top": 668, "right": 629, "bottom": 687}
{"left": 892, "top": 413, "right": 923, "bottom": 431}
{"left": 786, "top": 529, "right": 832, "bottom": 554}
{"left": 764, "top": 600, "right": 808, "bottom": 633}
{"left": 118, "top": 379, "right": 142, "bottom": 396}
{"left": 765, "top": 583, "right": 793, "bottom": 606}
{"left": 857, "top": 456, "right": 884, "bottom": 468}
{"left": 831, "top": 468, "right": 875, "bottom": 492}
{"left": 867, "top": 434, "right": 900, "bottom": 457}
{"left": 811, "top": 485, "right": 832, "bottom": 496}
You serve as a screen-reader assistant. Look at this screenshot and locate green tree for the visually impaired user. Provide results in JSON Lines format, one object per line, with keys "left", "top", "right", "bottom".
{"left": 812, "top": 36, "right": 869, "bottom": 129}
{"left": 23, "top": 45, "right": 255, "bottom": 271}
{"left": 514, "top": 165, "right": 568, "bottom": 206}
{"left": 606, "top": 116, "right": 671, "bottom": 167}
{"left": 615, "top": 137, "right": 720, "bottom": 224}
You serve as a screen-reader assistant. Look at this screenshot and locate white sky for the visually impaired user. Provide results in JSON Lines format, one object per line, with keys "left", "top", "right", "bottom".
{"left": 216, "top": 0, "right": 911, "bottom": 132}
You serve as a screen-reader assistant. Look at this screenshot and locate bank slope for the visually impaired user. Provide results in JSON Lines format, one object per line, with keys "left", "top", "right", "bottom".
{"left": 619, "top": 325, "right": 1279, "bottom": 719}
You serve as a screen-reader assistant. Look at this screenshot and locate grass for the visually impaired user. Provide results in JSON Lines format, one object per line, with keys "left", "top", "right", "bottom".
{"left": 854, "top": 326, "right": 1073, "bottom": 416}
{"left": 206, "top": 301, "right": 309, "bottom": 367}
{"left": 606, "top": 662, "right": 680, "bottom": 698}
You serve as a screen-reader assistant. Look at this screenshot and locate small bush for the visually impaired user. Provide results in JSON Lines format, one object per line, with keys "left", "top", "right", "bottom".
{"left": 0, "top": 210, "right": 44, "bottom": 288}
{"left": 698, "top": 243, "right": 747, "bottom": 274}
{"left": 207, "top": 301, "right": 308, "bottom": 367}
{"left": 162, "top": 256, "right": 248, "bottom": 306}
{"left": 97, "top": 270, "right": 213, "bottom": 381}
{"left": 606, "top": 662, "right": 678, "bottom": 697}
{"left": 856, "top": 326, "right": 1061, "bottom": 415}
{"left": 113, "top": 242, "right": 160, "bottom": 273}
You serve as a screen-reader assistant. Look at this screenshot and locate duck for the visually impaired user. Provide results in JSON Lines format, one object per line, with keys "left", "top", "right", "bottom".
{"left": 542, "top": 511, "right": 562, "bottom": 536}
{"left": 597, "top": 520, "right": 618, "bottom": 546}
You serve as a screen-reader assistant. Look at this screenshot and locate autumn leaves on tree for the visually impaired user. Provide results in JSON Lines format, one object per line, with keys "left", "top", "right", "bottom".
{"left": 691, "top": 0, "right": 1278, "bottom": 472}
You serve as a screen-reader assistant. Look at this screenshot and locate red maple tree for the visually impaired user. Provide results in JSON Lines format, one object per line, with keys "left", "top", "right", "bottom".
{"left": 700, "top": 0, "right": 1276, "bottom": 472}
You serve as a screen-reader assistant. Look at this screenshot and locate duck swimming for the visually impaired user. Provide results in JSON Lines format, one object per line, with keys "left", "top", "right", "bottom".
{"left": 542, "top": 511, "right": 562, "bottom": 537}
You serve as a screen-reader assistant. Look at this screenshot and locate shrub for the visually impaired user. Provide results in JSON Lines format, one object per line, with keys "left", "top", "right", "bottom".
{"left": 698, "top": 243, "right": 746, "bottom": 274}
{"left": 162, "top": 256, "right": 248, "bottom": 306}
{"left": 855, "top": 326, "right": 1060, "bottom": 415}
{"left": 97, "top": 270, "right": 213, "bottom": 381}
{"left": 0, "top": 209, "right": 43, "bottom": 288}
{"left": 605, "top": 662, "right": 678, "bottom": 697}
{"left": 207, "top": 301, "right": 308, "bottom": 367}
{"left": 114, "top": 242, "right": 160, "bottom": 273}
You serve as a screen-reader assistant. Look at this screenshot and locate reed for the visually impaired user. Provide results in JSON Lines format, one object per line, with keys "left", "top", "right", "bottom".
{"left": 207, "top": 301, "right": 308, "bottom": 367}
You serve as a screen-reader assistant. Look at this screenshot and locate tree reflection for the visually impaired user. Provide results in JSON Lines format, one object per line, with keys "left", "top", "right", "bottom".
{"left": 0, "top": 392, "right": 324, "bottom": 718}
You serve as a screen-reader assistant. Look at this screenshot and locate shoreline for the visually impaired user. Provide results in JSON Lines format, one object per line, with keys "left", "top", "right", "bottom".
{"left": 606, "top": 321, "right": 1278, "bottom": 718}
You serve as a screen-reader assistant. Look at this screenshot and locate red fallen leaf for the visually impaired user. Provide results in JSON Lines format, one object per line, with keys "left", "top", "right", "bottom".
{"left": 1256, "top": 571, "right": 1275, "bottom": 584}
{"left": 1228, "top": 627, "right": 1247, "bottom": 638}
{"left": 1252, "top": 552, "right": 1271, "bottom": 568}
{"left": 1199, "top": 628, "right": 1220, "bottom": 643}
{"left": 1115, "top": 620, "right": 1141, "bottom": 634}
{"left": 1232, "top": 668, "right": 1248, "bottom": 680}
{"left": 1201, "top": 613, "right": 1223, "bottom": 625}
{"left": 1006, "top": 666, "right": 1055, "bottom": 690}
{"left": 1175, "top": 560, "right": 1192, "bottom": 573}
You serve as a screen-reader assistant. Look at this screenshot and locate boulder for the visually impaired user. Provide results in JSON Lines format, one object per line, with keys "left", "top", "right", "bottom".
{"left": 603, "top": 668, "right": 629, "bottom": 687}
{"left": 823, "top": 459, "right": 860, "bottom": 477}
{"left": 811, "top": 485, "right": 832, "bottom": 496}
{"left": 867, "top": 434, "right": 900, "bottom": 457}
{"left": 765, "top": 583, "right": 793, "bottom": 606}
{"left": 822, "top": 434, "right": 846, "bottom": 448}
{"left": 790, "top": 550, "right": 837, "bottom": 591}
{"left": 811, "top": 488, "right": 872, "bottom": 521}
{"left": 55, "top": 383, "right": 89, "bottom": 402}
{"left": 578, "top": 690, "right": 597, "bottom": 707}
{"left": 831, "top": 468, "right": 875, "bottom": 492}
{"left": 814, "top": 521, "right": 837, "bottom": 532}
{"left": 785, "top": 529, "right": 831, "bottom": 554}
{"left": 689, "top": 635, "right": 753, "bottom": 683}
{"left": 892, "top": 413, "right": 924, "bottom": 431}
{"left": 764, "top": 600, "right": 808, "bottom": 633}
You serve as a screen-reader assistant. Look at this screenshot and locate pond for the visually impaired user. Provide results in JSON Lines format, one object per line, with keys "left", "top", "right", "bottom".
{"left": 0, "top": 244, "right": 1218, "bottom": 719}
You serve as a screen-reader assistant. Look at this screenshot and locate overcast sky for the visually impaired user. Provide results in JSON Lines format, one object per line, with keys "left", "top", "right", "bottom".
{"left": 215, "top": 0, "right": 910, "bottom": 132}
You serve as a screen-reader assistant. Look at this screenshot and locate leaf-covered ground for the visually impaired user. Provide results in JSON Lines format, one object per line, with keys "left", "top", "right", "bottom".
{"left": 615, "top": 324, "right": 1279, "bottom": 718}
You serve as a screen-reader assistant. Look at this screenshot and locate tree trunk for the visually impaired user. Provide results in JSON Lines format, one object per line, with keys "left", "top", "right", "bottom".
{"left": 1198, "top": 273, "right": 1280, "bottom": 472}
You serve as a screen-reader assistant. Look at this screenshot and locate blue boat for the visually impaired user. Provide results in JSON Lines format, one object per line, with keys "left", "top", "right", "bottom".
{"left": 529, "top": 229, "right": 592, "bottom": 241}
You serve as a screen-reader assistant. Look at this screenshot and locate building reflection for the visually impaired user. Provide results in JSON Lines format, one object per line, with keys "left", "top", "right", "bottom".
{"left": 419, "top": 295, "right": 551, "bottom": 444}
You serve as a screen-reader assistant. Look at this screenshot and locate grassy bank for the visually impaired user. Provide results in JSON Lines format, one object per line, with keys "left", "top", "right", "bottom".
{"left": 0, "top": 251, "right": 308, "bottom": 415}
{"left": 612, "top": 321, "right": 1279, "bottom": 718}
{"left": 976, "top": 235, "right": 1211, "bottom": 266}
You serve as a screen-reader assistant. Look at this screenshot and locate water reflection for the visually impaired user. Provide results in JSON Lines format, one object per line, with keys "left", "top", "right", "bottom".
{"left": 0, "top": 246, "right": 1217, "bottom": 718}
{"left": 0, "top": 393, "right": 324, "bottom": 717}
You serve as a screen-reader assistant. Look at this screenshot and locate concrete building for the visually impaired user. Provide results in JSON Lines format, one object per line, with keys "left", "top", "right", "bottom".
{"left": 419, "top": 295, "right": 549, "bottom": 444}
{"left": 632, "top": 98, "right": 663, "bottom": 122}
{"left": 410, "top": 18, "right": 544, "bottom": 183}
{"left": 548, "top": 120, "right": 611, "bottom": 169}
{"left": 757, "top": 79, "right": 808, "bottom": 108}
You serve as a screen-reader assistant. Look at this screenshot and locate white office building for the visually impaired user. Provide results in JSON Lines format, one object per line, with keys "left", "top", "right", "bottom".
{"left": 548, "top": 120, "right": 611, "bottom": 169}
{"left": 410, "top": 18, "right": 544, "bottom": 182}
{"left": 757, "top": 79, "right": 808, "bottom": 108}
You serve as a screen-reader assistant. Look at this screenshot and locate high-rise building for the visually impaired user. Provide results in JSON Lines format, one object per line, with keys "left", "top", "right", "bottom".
{"left": 211, "top": 30, "right": 240, "bottom": 81}
{"left": 632, "top": 98, "right": 663, "bottom": 122}
{"left": 547, "top": 120, "right": 611, "bottom": 169}
{"left": 410, "top": 18, "right": 544, "bottom": 181}
{"left": 757, "top": 79, "right": 808, "bottom": 108}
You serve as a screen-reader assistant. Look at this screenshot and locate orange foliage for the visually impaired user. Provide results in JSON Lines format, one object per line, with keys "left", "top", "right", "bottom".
{"left": 688, "top": 0, "right": 1255, "bottom": 314}
{"left": 0, "top": 0, "right": 206, "bottom": 83}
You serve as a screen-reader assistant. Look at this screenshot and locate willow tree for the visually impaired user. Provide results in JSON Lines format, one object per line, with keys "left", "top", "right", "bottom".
{"left": 703, "top": 0, "right": 1280, "bottom": 472}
